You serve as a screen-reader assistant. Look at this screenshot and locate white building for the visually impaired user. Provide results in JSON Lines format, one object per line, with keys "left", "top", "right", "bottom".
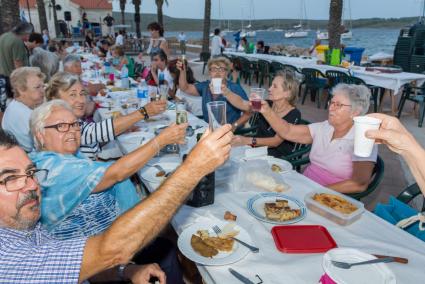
{"left": 19, "top": 0, "right": 112, "bottom": 37}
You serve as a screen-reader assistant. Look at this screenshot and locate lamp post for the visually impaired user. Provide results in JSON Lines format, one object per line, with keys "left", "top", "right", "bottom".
{"left": 49, "top": 0, "right": 59, "bottom": 37}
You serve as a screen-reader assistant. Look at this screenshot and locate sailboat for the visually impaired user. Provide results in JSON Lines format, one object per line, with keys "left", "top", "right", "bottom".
{"left": 316, "top": 0, "right": 353, "bottom": 40}
{"left": 284, "top": 0, "right": 309, "bottom": 38}
{"left": 316, "top": 30, "right": 352, "bottom": 40}
{"left": 240, "top": 0, "right": 256, "bottom": 38}
{"left": 273, "top": 19, "right": 284, "bottom": 32}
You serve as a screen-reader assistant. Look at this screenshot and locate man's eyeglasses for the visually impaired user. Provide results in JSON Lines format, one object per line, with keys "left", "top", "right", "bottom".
{"left": 0, "top": 169, "right": 48, "bottom": 192}
{"left": 44, "top": 121, "right": 82, "bottom": 133}
{"left": 327, "top": 101, "right": 352, "bottom": 109}
{"left": 209, "top": 67, "right": 227, "bottom": 73}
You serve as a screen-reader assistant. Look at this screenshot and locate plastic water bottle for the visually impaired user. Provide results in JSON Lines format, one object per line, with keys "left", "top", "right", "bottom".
{"left": 137, "top": 79, "right": 149, "bottom": 106}
{"left": 158, "top": 72, "right": 165, "bottom": 86}
{"left": 103, "top": 61, "right": 111, "bottom": 75}
{"left": 121, "top": 65, "right": 129, "bottom": 89}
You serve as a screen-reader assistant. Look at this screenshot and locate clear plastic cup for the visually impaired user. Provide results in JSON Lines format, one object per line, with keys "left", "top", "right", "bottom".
{"left": 250, "top": 87, "right": 266, "bottom": 112}
{"left": 207, "top": 101, "right": 227, "bottom": 131}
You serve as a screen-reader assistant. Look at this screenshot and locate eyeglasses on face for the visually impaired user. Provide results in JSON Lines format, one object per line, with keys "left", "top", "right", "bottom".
{"left": 44, "top": 121, "right": 82, "bottom": 132}
{"left": 0, "top": 169, "right": 48, "bottom": 192}
{"left": 327, "top": 101, "right": 352, "bottom": 109}
{"left": 209, "top": 66, "right": 227, "bottom": 73}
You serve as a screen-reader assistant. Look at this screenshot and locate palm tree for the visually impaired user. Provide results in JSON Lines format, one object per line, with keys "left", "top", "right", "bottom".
{"left": 120, "top": 0, "right": 126, "bottom": 25}
{"left": 51, "top": 0, "right": 59, "bottom": 37}
{"left": 328, "top": 0, "right": 343, "bottom": 49}
{"left": 36, "top": 0, "right": 48, "bottom": 32}
{"left": 155, "top": 0, "right": 168, "bottom": 27}
{"left": 0, "top": 0, "right": 20, "bottom": 34}
{"left": 133, "top": 0, "right": 141, "bottom": 38}
{"left": 201, "top": 0, "right": 211, "bottom": 53}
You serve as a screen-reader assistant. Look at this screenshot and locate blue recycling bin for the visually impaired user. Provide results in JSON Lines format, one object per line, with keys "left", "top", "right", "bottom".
{"left": 72, "top": 27, "right": 81, "bottom": 37}
{"left": 344, "top": 47, "right": 365, "bottom": 65}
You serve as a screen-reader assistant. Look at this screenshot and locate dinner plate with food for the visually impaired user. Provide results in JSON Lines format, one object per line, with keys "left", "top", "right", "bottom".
{"left": 177, "top": 220, "right": 252, "bottom": 266}
{"left": 140, "top": 162, "right": 180, "bottom": 183}
{"left": 247, "top": 193, "right": 307, "bottom": 225}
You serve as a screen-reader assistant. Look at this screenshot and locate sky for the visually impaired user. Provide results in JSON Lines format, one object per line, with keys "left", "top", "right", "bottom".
{"left": 112, "top": 0, "right": 425, "bottom": 20}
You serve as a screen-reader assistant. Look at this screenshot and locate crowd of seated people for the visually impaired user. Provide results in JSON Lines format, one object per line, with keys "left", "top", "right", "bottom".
{"left": 2, "top": 20, "right": 425, "bottom": 283}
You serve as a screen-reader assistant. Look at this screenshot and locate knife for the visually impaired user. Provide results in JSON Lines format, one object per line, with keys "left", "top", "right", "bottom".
{"left": 373, "top": 254, "right": 408, "bottom": 264}
{"left": 229, "top": 268, "right": 255, "bottom": 284}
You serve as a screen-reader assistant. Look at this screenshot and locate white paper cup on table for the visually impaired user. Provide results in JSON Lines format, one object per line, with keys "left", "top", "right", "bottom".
{"left": 211, "top": 78, "right": 222, "bottom": 95}
{"left": 353, "top": 116, "right": 382, "bottom": 157}
{"left": 207, "top": 101, "right": 227, "bottom": 131}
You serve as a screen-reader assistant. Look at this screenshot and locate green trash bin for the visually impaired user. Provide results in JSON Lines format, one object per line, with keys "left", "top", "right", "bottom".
{"left": 325, "top": 48, "right": 342, "bottom": 66}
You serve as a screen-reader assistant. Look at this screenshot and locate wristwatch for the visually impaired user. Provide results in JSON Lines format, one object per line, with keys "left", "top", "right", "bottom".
{"left": 117, "top": 261, "right": 135, "bottom": 280}
{"left": 117, "top": 264, "right": 129, "bottom": 281}
{"left": 251, "top": 137, "right": 257, "bottom": 147}
{"left": 138, "top": 106, "right": 149, "bottom": 120}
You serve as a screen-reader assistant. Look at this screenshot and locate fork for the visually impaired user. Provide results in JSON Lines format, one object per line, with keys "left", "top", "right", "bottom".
{"left": 331, "top": 257, "right": 394, "bottom": 269}
{"left": 212, "top": 225, "right": 259, "bottom": 253}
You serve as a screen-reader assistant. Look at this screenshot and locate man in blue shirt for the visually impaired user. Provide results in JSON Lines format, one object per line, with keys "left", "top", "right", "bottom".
{"left": 177, "top": 56, "right": 250, "bottom": 129}
{"left": 0, "top": 126, "right": 232, "bottom": 283}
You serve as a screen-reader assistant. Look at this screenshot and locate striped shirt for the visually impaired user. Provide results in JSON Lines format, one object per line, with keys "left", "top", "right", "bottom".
{"left": 80, "top": 118, "right": 115, "bottom": 159}
{"left": 0, "top": 223, "right": 86, "bottom": 283}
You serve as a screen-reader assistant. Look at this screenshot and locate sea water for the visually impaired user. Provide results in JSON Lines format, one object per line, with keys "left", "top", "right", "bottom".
{"left": 153, "top": 28, "right": 400, "bottom": 56}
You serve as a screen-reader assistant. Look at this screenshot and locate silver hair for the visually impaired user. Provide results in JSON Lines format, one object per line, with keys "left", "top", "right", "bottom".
{"left": 30, "top": 47, "right": 60, "bottom": 81}
{"left": 30, "top": 99, "right": 73, "bottom": 150}
{"left": 332, "top": 83, "right": 371, "bottom": 115}
{"left": 63, "top": 54, "right": 81, "bottom": 69}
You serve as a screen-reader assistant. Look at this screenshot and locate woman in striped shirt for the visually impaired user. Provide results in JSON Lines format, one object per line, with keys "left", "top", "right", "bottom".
{"left": 46, "top": 72, "right": 167, "bottom": 159}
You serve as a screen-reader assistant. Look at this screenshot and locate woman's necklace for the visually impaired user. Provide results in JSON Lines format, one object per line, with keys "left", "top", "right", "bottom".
{"left": 272, "top": 103, "right": 292, "bottom": 116}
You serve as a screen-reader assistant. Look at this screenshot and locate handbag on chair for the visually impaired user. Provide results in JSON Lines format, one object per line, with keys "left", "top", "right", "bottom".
{"left": 374, "top": 196, "right": 425, "bottom": 241}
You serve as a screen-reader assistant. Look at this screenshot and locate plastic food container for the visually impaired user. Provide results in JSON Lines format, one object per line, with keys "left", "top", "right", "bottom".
{"left": 304, "top": 191, "right": 365, "bottom": 226}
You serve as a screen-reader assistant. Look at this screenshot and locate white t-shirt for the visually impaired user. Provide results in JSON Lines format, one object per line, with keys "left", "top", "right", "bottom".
{"left": 158, "top": 68, "right": 174, "bottom": 89}
{"left": 211, "top": 35, "right": 223, "bottom": 56}
{"left": 1, "top": 100, "right": 34, "bottom": 152}
{"left": 175, "top": 89, "right": 202, "bottom": 116}
{"left": 115, "top": 34, "right": 124, "bottom": 46}
{"left": 178, "top": 33, "right": 186, "bottom": 42}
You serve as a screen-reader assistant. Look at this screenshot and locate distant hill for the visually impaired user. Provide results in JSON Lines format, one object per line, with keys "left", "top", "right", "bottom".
{"left": 112, "top": 12, "right": 420, "bottom": 33}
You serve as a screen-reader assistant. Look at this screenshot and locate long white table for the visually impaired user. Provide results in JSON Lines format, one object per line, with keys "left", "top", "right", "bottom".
{"left": 95, "top": 105, "right": 425, "bottom": 284}
{"left": 225, "top": 51, "right": 425, "bottom": 93}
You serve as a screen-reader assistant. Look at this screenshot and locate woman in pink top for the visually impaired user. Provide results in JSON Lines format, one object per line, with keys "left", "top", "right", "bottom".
{"left": 260, "top": 83, "right": 377, "bottom": 194}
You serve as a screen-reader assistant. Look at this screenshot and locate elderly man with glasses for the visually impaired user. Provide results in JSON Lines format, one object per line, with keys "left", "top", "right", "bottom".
{"left": 177, "top": 57, "right": 249, "bottom": 129}
{"left": 0, "top": 121, "right": 233, "bottom": 283}
{"left": 1, "top": 67, "right": 46, "bottom": 152}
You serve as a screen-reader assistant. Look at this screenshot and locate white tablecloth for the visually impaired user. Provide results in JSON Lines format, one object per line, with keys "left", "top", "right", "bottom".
{"left": 97, "top": 94, "right": 425, "bottom": 284}
{"left": 225, "top": 51, "right": 425, "bottom": 93}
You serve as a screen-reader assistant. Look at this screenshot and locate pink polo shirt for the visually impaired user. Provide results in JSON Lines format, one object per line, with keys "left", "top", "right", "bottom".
{"left": 303, "top": 120, "right": 378, "bottom": 186}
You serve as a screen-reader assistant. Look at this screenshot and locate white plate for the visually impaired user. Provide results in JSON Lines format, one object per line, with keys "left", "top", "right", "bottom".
{"left": 140, "top": 162, "right": 180, "bottom": 183}
{"left": 247, "top": 192, "right": 306, "bottom": 225}
{"left": 177, "top": 219, "right": 251, "bottom": 266}
{"left": 117, "top": 132, "right": 154, "bottom": 153}
{"left": 323, "top": 248, "right": 396, "bottom": 284}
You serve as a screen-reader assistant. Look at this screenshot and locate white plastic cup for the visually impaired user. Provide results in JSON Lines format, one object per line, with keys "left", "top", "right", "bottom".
{"left": 211, "top": 78, "right": 222, "bottom": 95}
{"left": 353, "top": 116, "right": 382, "bottom": 157}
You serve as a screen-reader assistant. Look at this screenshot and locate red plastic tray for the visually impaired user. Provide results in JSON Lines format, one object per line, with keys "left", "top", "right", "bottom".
{"left": 271, "top": 225, "right": 337, "bottom": 253}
